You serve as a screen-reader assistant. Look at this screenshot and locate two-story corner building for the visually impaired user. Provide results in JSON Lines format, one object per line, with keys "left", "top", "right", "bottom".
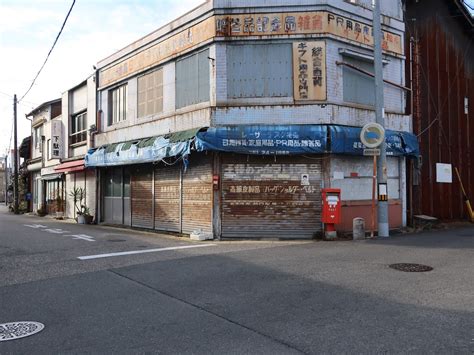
{"left": 54, "top": 76, "right": 97, "bottom": 220}
{"left": 26, "top": 98, "right": 63, "bottom": 214}
{"left": 86, "top": 0, "right": 418, "bottom": 239}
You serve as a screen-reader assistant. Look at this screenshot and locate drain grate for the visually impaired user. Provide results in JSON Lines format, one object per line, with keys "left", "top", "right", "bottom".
{"left": 107, "top": 239, "right": 126, "bottom": 242}
{"left": 389, "top": 263, "right": 433, "bottom": 272}
{"left": 0, "top": 322, "right": 44, "bottom": 342}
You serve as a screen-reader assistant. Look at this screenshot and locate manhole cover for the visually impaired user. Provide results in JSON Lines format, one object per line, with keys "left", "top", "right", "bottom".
{"left": 107, "top": 239, "right": 126, "bottom": 242}
{"left": 0, "top": 321, "right": 44, "bottom": 342}
{"left": 389, "top": 263, "right": 433, "bottom": 272}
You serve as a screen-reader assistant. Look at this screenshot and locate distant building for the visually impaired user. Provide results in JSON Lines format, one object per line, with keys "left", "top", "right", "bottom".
{"left": 55, "top": 77, "right": 97, "bottom": 220}
{"left": 86, "top": 0, "right": 417, "bottom": 238}
{"left": 26, "top": 99, "right": 63, "bottom": 214}
{"left": 0, "top": 157, "right": 7, "bottom": 203}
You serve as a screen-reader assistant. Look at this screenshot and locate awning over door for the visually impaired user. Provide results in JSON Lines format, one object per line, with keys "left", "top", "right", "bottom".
{"left": 54, "top": 159, "right": 85, "bottom": 173}
{"left": 41, "top": 173, "right": 63, "bottom": 181}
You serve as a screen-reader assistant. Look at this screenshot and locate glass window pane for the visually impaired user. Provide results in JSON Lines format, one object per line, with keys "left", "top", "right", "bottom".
{"left": 105, "top": 169, "right": 113, "bottom": 196}
{"left": 112, "top": 168, "right": 122, "bottom": 197}
{"left": 123, "top": 169, "right": 130, "bottom": 197}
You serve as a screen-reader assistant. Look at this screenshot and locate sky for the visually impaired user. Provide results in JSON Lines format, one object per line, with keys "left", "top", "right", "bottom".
{"left": 0, "top": 0, "right": 205, "bottom": 159}
{"left": 0, "top": 0, "right": 473, "bottom": 159}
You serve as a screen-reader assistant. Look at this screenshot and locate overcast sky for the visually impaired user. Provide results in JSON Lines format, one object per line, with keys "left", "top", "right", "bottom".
{"left": 0, "top": 0, "right": 204, "bottom": 158}
{"left": 1, "top": 0, "right": 473, "bottom": 159}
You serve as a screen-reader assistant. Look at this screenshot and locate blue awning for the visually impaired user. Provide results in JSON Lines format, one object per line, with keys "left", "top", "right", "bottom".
{"left": 85, "top": 125, "right": 419, "bottom": 167}
{"left": 85, "top": 136, "right": 191, "bottom": 167}
{"left": 195, "top": 125, "right": 328, "bottom": 155}
{"left": 329, "top": 125, "right": 419, "bottom": 157}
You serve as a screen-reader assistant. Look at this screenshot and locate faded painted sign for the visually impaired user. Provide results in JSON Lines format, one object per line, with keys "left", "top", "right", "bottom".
{"left": 99, "top": 16, "right": 216, "bottom": 88}
{"left": 51, "top": 120, "right": 63, "bottom": 159}
{"left": 293, "top": 41, "right": 326, "bottom": 101}
{"left": 100, "top": 11, "right": 402, "bottom": 89}
{"left": 215, "top": 11, "right": 403, "bottom": 55}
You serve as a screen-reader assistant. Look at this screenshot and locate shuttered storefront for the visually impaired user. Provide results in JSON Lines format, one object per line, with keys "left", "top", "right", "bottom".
{"left": 221, "top": 155, "right": 323, "bottom": 239}
{"left": 131, "top": 165, "right": 153, "bottom": 228}
{"left": 182, "top": 155, "right": 212, "bottom": 234}
{"left": 128, "top": 154, "right": 213, "bottom": 234}
{"left": 154, "top": 164, "right": 181, "bottom": 232}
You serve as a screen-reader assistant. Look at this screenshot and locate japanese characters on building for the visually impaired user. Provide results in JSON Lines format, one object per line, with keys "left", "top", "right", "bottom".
{"left": 215, "top": 11, "right": 402, "bottom": 55}
{"left": 293, "top": 41, "right": 327, "bottom": 101}
{"left": 50, "top": 120, "right": 63, "bottom": 159}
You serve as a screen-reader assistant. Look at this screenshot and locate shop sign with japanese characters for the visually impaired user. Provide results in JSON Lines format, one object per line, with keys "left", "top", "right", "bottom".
{"left": 51, "top": 120, "right": 63, "bottom": 159}
{"left": 215, "top": 11, "right": 402, "bottom": 55}
{"left": 293, "top": 41, "right": 326, "bottom": 101}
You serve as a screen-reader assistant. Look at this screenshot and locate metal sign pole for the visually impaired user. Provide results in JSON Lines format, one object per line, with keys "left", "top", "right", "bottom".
{"left": 371, "top": 154, "right": 377, "bottom": 238}
{"left": 373, "top": 0, "right": 389, "bottom": 237}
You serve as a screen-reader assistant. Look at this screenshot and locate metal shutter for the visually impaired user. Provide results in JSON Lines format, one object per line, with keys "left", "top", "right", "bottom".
{"left": 181, "top": 155, "right": 213, "bottom": 234}
{"left": 221, "top": 155, "right": 322, "bottom": 239}
{"left": 131, "top": 165, "right": 153, "bottom": 229}
{"left": 154, "top": 164, "right": 181, "bottom": 232}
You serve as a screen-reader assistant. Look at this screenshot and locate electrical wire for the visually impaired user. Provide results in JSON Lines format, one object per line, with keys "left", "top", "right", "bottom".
{"left": 18, "top": 0, "right": 76, "bottom": 103}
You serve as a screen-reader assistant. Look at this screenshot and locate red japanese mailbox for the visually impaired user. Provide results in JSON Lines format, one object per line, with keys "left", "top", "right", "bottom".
{"left": 322, "top": 188, "right": 341, "bottom": 239}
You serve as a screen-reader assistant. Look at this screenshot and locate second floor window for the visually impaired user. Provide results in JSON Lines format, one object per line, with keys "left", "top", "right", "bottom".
{"left": 138, "top": 69, "right": 163, "bottom": 118}
{"left": 109, "top": 84, "right": 128, "bottom": 125}
{"left": 70, "top": 111, "right": 87, "bottom": 145}
{"left": 34, "top": 126, "right": 43, "bottom": 151}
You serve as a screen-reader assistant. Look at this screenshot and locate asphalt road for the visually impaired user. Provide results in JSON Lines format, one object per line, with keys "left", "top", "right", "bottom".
{"left": 0, "top": 206, "right": 473, "bottom": 354}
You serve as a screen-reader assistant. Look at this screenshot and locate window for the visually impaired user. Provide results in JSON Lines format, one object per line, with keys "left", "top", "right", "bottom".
{"left": 34, "top": 126, "right": 43, "bottom": 150}
{"left": 109, "top": 84, "right": 128, "bottom": 125}
{"left": 138, "top": 69, "right": 163, "bottom": 118}
{"left": 70, "top": 111, "right": 87, "bottom": 144}
{"left": 176, "top": 49, "right": 210, "bottom": 109}
{"left": 104, "top": 168, "right": 123, "bottom": 197}
{"left": 226, "top": 44, "right": 292, "bottom": 98}
{"left": 342, "top": 57, "right": 375, "bottom": 106}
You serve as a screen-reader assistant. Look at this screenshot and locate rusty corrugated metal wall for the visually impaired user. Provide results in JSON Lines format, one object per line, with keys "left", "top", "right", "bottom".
{"left": 406, "top": 0, "right": 474, "bottom": 220}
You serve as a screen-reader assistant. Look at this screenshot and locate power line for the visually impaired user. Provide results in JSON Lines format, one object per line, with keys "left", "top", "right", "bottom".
{"left": 0, "top": 91, "right": 38, "bottom": 107}
{"left": 18, "top": 0, "right": 76, "bottom": 103}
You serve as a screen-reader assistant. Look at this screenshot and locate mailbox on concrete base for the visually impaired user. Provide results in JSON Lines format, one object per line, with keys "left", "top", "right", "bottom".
{"left": 322, "top": 188, "right": 341, "bottom": 240}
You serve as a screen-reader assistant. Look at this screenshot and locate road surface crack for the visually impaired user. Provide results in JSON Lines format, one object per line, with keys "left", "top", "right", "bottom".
{"left": 108, "top": 269, "right": 307, "bottom": 354}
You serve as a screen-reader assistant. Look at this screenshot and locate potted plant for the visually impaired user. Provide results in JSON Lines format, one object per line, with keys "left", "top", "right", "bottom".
{"left": 69, "top": 187, "right": 93, "bottom": 224}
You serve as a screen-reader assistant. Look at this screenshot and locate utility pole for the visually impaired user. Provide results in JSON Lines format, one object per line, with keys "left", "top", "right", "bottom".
{"left": 373, "top": 0, "right": 389, "bottom": 237}
{"left": 4, "top": 155, "right": 7, "bottom": 206}
{"left": 13, "top": 94, "right": 19, "bottom": 214}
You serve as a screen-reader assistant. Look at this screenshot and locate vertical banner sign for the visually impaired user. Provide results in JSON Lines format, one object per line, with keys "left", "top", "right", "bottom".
{"left": 293, "top": 41, "right": 326, "bottom": 101}
{"left": 51, "top": 120, "right": 63, "bottom": 159}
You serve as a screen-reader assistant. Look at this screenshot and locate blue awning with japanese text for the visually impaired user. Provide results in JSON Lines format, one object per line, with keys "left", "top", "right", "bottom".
{"left": 329, "top": 125, "right": 419, "bottom": 157}
{"left": 195, "top": 125, "right": 328, "bottom": 155}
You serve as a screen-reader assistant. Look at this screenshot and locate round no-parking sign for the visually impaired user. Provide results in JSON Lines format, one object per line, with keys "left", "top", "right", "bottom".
{"left": 360, "top": 123, "right": 385, "bottom": 148}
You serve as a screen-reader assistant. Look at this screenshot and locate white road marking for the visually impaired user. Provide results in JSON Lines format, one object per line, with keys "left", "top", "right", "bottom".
{"left": 66, "top": 234, "right": 95, "bottom": 242}
{"left": 24, "top": 224, "right": 47, "bottom": 229}
{"left": 78, "top": 243, "right": 216, "bottom": 260}
{"left": 42, "top": 228, "right": 70, "bottom": 234}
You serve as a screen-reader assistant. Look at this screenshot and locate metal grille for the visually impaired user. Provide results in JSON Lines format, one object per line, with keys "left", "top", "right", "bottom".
{"left": 0, "top": 322, "right": 44, "bottom": 342}
{"left": 389, "top": 263, "right": 433, "bottom": 272}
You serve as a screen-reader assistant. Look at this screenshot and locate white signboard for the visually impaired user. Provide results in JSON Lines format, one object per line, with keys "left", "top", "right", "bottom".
{"left": 436, "top": 163, "right": 452, "bottom": 183}
{"left": 51, "top": 120, "right": 63, "bottom": 159}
